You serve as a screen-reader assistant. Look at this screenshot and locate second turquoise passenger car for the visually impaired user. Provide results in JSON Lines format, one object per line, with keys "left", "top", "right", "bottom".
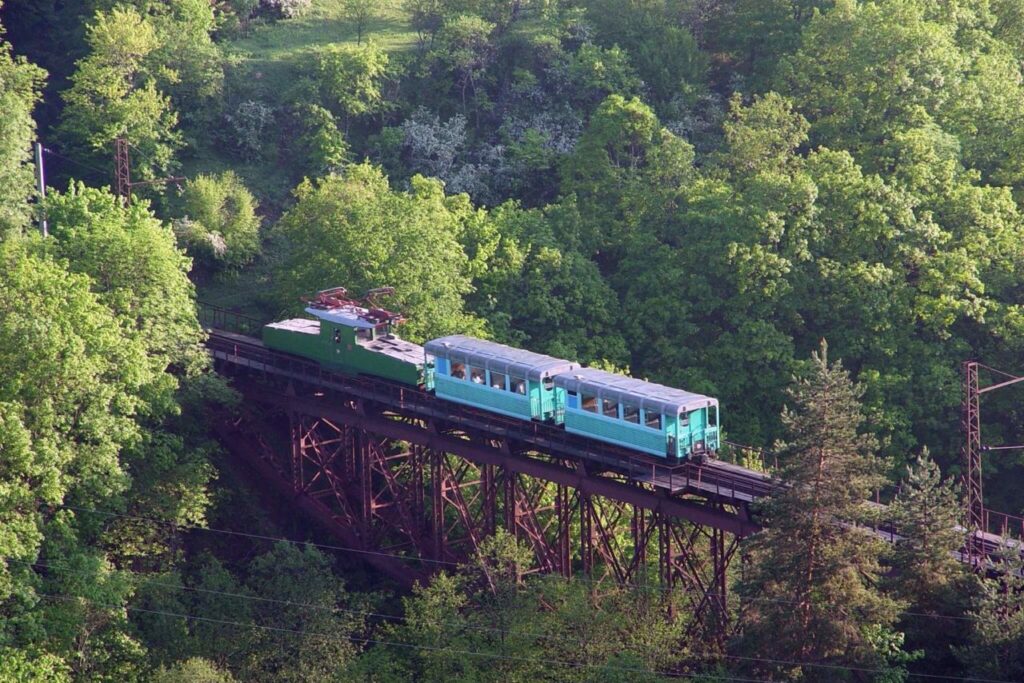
{"left": 425, "top": 335, "right": 579, "bottom": 421}
{"left": 553, "top": 368, "right": 719, "bottom": 460}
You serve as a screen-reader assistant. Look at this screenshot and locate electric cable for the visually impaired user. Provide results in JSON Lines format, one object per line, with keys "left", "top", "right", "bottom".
{"left": 29, "top": 589, "right": 1013, "bottom": 683}
{"left": 35, "top": 591, "right": 739, "bottom": 681}
{"left": 51, "top": 503, "right": 995, "bottom": 623}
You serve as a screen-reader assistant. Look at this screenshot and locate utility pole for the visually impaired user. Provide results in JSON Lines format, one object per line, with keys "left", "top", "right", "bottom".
{"left": 34, "top": 141, "right": 48, "bottom": 237}
{"left": 961, "top": 360, "right": 1024, "bottom": 567}
{"left": 113, "top": 137, "right": 184, "bottom": 203}
{"left": 961, "top": 361, "right": 982, "bottom": 566}
{"left": 114, "top": 137, "right": 131, "bottom": 202}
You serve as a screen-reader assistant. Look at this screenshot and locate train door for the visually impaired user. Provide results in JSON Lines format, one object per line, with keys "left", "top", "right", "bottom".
{"left": 688, "top": 408, "right": 707, "bottom": 454}
{"left": 528, "top": 380, "right": 543, "bottom": 419}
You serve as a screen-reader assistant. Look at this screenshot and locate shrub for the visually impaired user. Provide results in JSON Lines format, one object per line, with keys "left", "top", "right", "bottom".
{"left": 175, "top": 171, "right": 261, "bottom": 269}
{"left": 224, "top": 99, "right": 275, "bottom": 161}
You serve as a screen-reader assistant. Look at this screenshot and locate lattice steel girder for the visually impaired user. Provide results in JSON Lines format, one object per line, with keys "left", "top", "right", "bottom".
{"left": 258, "top": 391, "right": 758, "bottom": 537}
{"left": 212, "top": 417, "right": 428, "bottom": 585}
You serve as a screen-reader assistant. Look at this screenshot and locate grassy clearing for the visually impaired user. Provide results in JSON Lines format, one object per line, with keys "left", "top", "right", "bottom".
{"left": 189, "top": 0, "right": 418, "bottom": 306}
{"left": 182, "top": 0, "right": 417, "bottom": 205}
{"left": 226, "top": 0, "right": 417, "bottom": 105}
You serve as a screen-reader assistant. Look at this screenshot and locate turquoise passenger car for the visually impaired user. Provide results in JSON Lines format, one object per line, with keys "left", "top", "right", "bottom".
{"left": 425, "top": 335, "right": 579, "bottom": 421}
{"left": 553, "top": 368, "right": 719, "bottom": 460}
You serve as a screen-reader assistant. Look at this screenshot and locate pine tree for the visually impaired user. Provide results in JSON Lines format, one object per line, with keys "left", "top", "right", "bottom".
{"left": 735, "top": 340, "right": 903, "bottom": 680}
{"left": 954, "top": 543, "right": 1024, "bottom": 680}
{"left": 888, "top": 450, "right": 972, "bottom": 673}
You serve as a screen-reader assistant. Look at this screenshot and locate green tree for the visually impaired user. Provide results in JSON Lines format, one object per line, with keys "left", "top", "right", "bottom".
{"left": 955, "top": 544, "right": 1024, "bottom": 681}
{"left": 342, "top": 0, "right": 377, "bottom": 44}
{"left": 434, "top": 15, "right": 495, "bottom": 113}
{"left": 888, "top": 450, "right": 972, "bottom": 675}
{"left": 292, "top": 104, "right": 350, "bottom": 176}
{"left": 316, "top": 41, "right": 390, "bottom": 128}
{"left": 176, "top": 171, "right": 261, "bottom": 270}
{"left": 0, "top": 10, "right": 46, "bottom": 238}
{"left": 735, "top": 341, "right": 904, "bottom": 679}
{"left": 58, "top": 6, "right": 181, "bottom": 183}
{"left": 0, "top": 241, "right": 149, "bottom": 676}
{"left": 0, "top": 647, "right": 71, "bottom": 683}
{"left": 354, "top": 532, "right": 687, "bottom": 681}
{"left": 468, "top": 202, "right": 629, "bottom": 365}
{"left": 560, "top": 94, "right": 695, "bottom": 262}
{"left": 147, "top": 0, "right": 225, "bottom": 121}
{"left": 44, "top": 183, "right": 204, "bottom": 377}
{"left": 240, "top": 543, "right": 363, "bottom": 683}
{"left": 273, "top": 163, "right": 485, "bottom": 341}
{"left": 151, "top": 658, "right": 237, "bottom": 683}
{"left": 719, "top": 91, "right": 809, "bottom": 175}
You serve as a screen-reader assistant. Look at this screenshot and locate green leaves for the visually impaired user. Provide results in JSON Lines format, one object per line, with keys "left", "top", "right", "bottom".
{"left": 0, "top": 25, "right": 45, "bottom": 238}
{"left": 316, "top": 41, "right": 390, "bottom": 122}
{"left": 58, "top": 6, "right": 181, "bottom": 183}
{"left": 736, "top": 342, "right": 902, "bottom": 678}
{"left": 273, "top": 162, "right": 484, "bottom": 342}
{"left": 176, "top": 172, "right": 261, "bottom": 270}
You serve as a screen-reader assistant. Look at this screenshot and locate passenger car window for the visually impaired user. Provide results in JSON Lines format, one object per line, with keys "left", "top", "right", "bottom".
{"left": 470, "top": 366, "right": 486, "bottom": 384}
{"left": 510, "top": 376, "right": 526, "bottom": 394}
{"left": 451, "top": 362, "right": 466, "bottom": 380}
{"left": 581, "top": 394, "right": 598, "bottom": 412}
{"left": 490, "top": 371, "right": 507, "bottom": 390}
{"left": 623, "top": 403, "right": 639, "bottom": 424}
{"left": 602, "top": 398, "right": 618, "bottom": 418}
{"left": 645, "top": 411, "right": 662, "bottom": 430}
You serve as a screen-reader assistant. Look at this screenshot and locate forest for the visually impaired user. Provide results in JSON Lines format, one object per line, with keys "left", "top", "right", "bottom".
{"left": 2, "top": 0, "right": 1024, "bottom": 680}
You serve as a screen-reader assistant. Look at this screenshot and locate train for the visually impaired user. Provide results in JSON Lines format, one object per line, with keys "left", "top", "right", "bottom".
{"left": 262, "top": 287, "right": 720, "bottom": 461}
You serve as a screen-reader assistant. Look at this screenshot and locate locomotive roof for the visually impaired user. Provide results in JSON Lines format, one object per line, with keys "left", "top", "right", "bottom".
{"left": 357, "top": 334, "right": 424, "bottom": 365}
{"left": 425, "top": 335, "right": 578, "bottom": 381}
{"left": 552, "top": 367, "right": 716, "bottom": 415}
{"left": 304, "top": 305, "right": 377, "bottom": 329}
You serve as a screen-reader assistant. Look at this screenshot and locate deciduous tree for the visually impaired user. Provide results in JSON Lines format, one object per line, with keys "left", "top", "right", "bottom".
{"left": 273, "top": 162, "right": 485, "bottom": 341}
{"left": 58, "top": 6, "right": 181, "bottom": 183}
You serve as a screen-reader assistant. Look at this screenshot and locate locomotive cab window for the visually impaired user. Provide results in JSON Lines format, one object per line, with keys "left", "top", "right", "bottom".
{"left": 470, "top": 366, "right": 486, "bottom": 384}
{"left": 645, "top": 411, "right": 662, "bottom": 430}
{"left": 623, "top": 403, "right": 639, "bottom": 424}
{"left": 581, "top": 394, "right": 598, "bottom": 413}
{"left": 602, "top": 398, "right": 618, "bottom": 418}
{"left": 451, "top": 362, "right": 466, "bottom": 380}
{"left": 511, "top": 376, "right": 527, "bottom": 394}
{"left": 490, "top": 371, "right": 507, "bottom": 390}
{"left": 542, "top": 377, "right": 554, "bottom": 390}
{"left": 355, "top": 328, "right": 371, "bottom": 342}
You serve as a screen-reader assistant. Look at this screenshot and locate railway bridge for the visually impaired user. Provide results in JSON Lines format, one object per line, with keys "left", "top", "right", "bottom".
{"left": 199, "top": 305, "right": 1021, "bottom": 637}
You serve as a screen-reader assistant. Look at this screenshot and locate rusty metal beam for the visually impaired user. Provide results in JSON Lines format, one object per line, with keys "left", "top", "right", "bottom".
{"left": 249, "top": 389, "right": 757, "bottom": 537}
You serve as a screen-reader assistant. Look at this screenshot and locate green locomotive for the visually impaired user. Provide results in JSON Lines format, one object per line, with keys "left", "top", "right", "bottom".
{"left": 262, "top": 287, "right": 425, "bottom": 386}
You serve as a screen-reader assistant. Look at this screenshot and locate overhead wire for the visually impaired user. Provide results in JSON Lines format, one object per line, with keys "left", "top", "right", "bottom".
{"left": 52, "top": 502, "right": 991, "bottom": 624}
{"left": 34, "top": 592, "right": 738, "bottom": 681}
{"left": 30, "top": 589, "right": 1012, "bottom": 683}
{"left": 41, "top": 146, "right": 111, "bottom": 178}
{"left": 9, "top": 554, "right": 1004, "bottom": 678}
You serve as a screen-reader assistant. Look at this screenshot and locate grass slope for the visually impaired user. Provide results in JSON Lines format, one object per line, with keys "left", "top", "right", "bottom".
{"left": 183, "top": 0, "right": 416, "bottom": 209}
{"left": 228, "top": 0, "right": 417, "bottom": 101}
{"left": 189, "top": 0, "right": 417, "bottom": 312}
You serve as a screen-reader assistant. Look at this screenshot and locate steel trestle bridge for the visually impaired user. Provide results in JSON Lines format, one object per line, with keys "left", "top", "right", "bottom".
{"left": 200, "top": 305, "right": 1022, "bottom": 637}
